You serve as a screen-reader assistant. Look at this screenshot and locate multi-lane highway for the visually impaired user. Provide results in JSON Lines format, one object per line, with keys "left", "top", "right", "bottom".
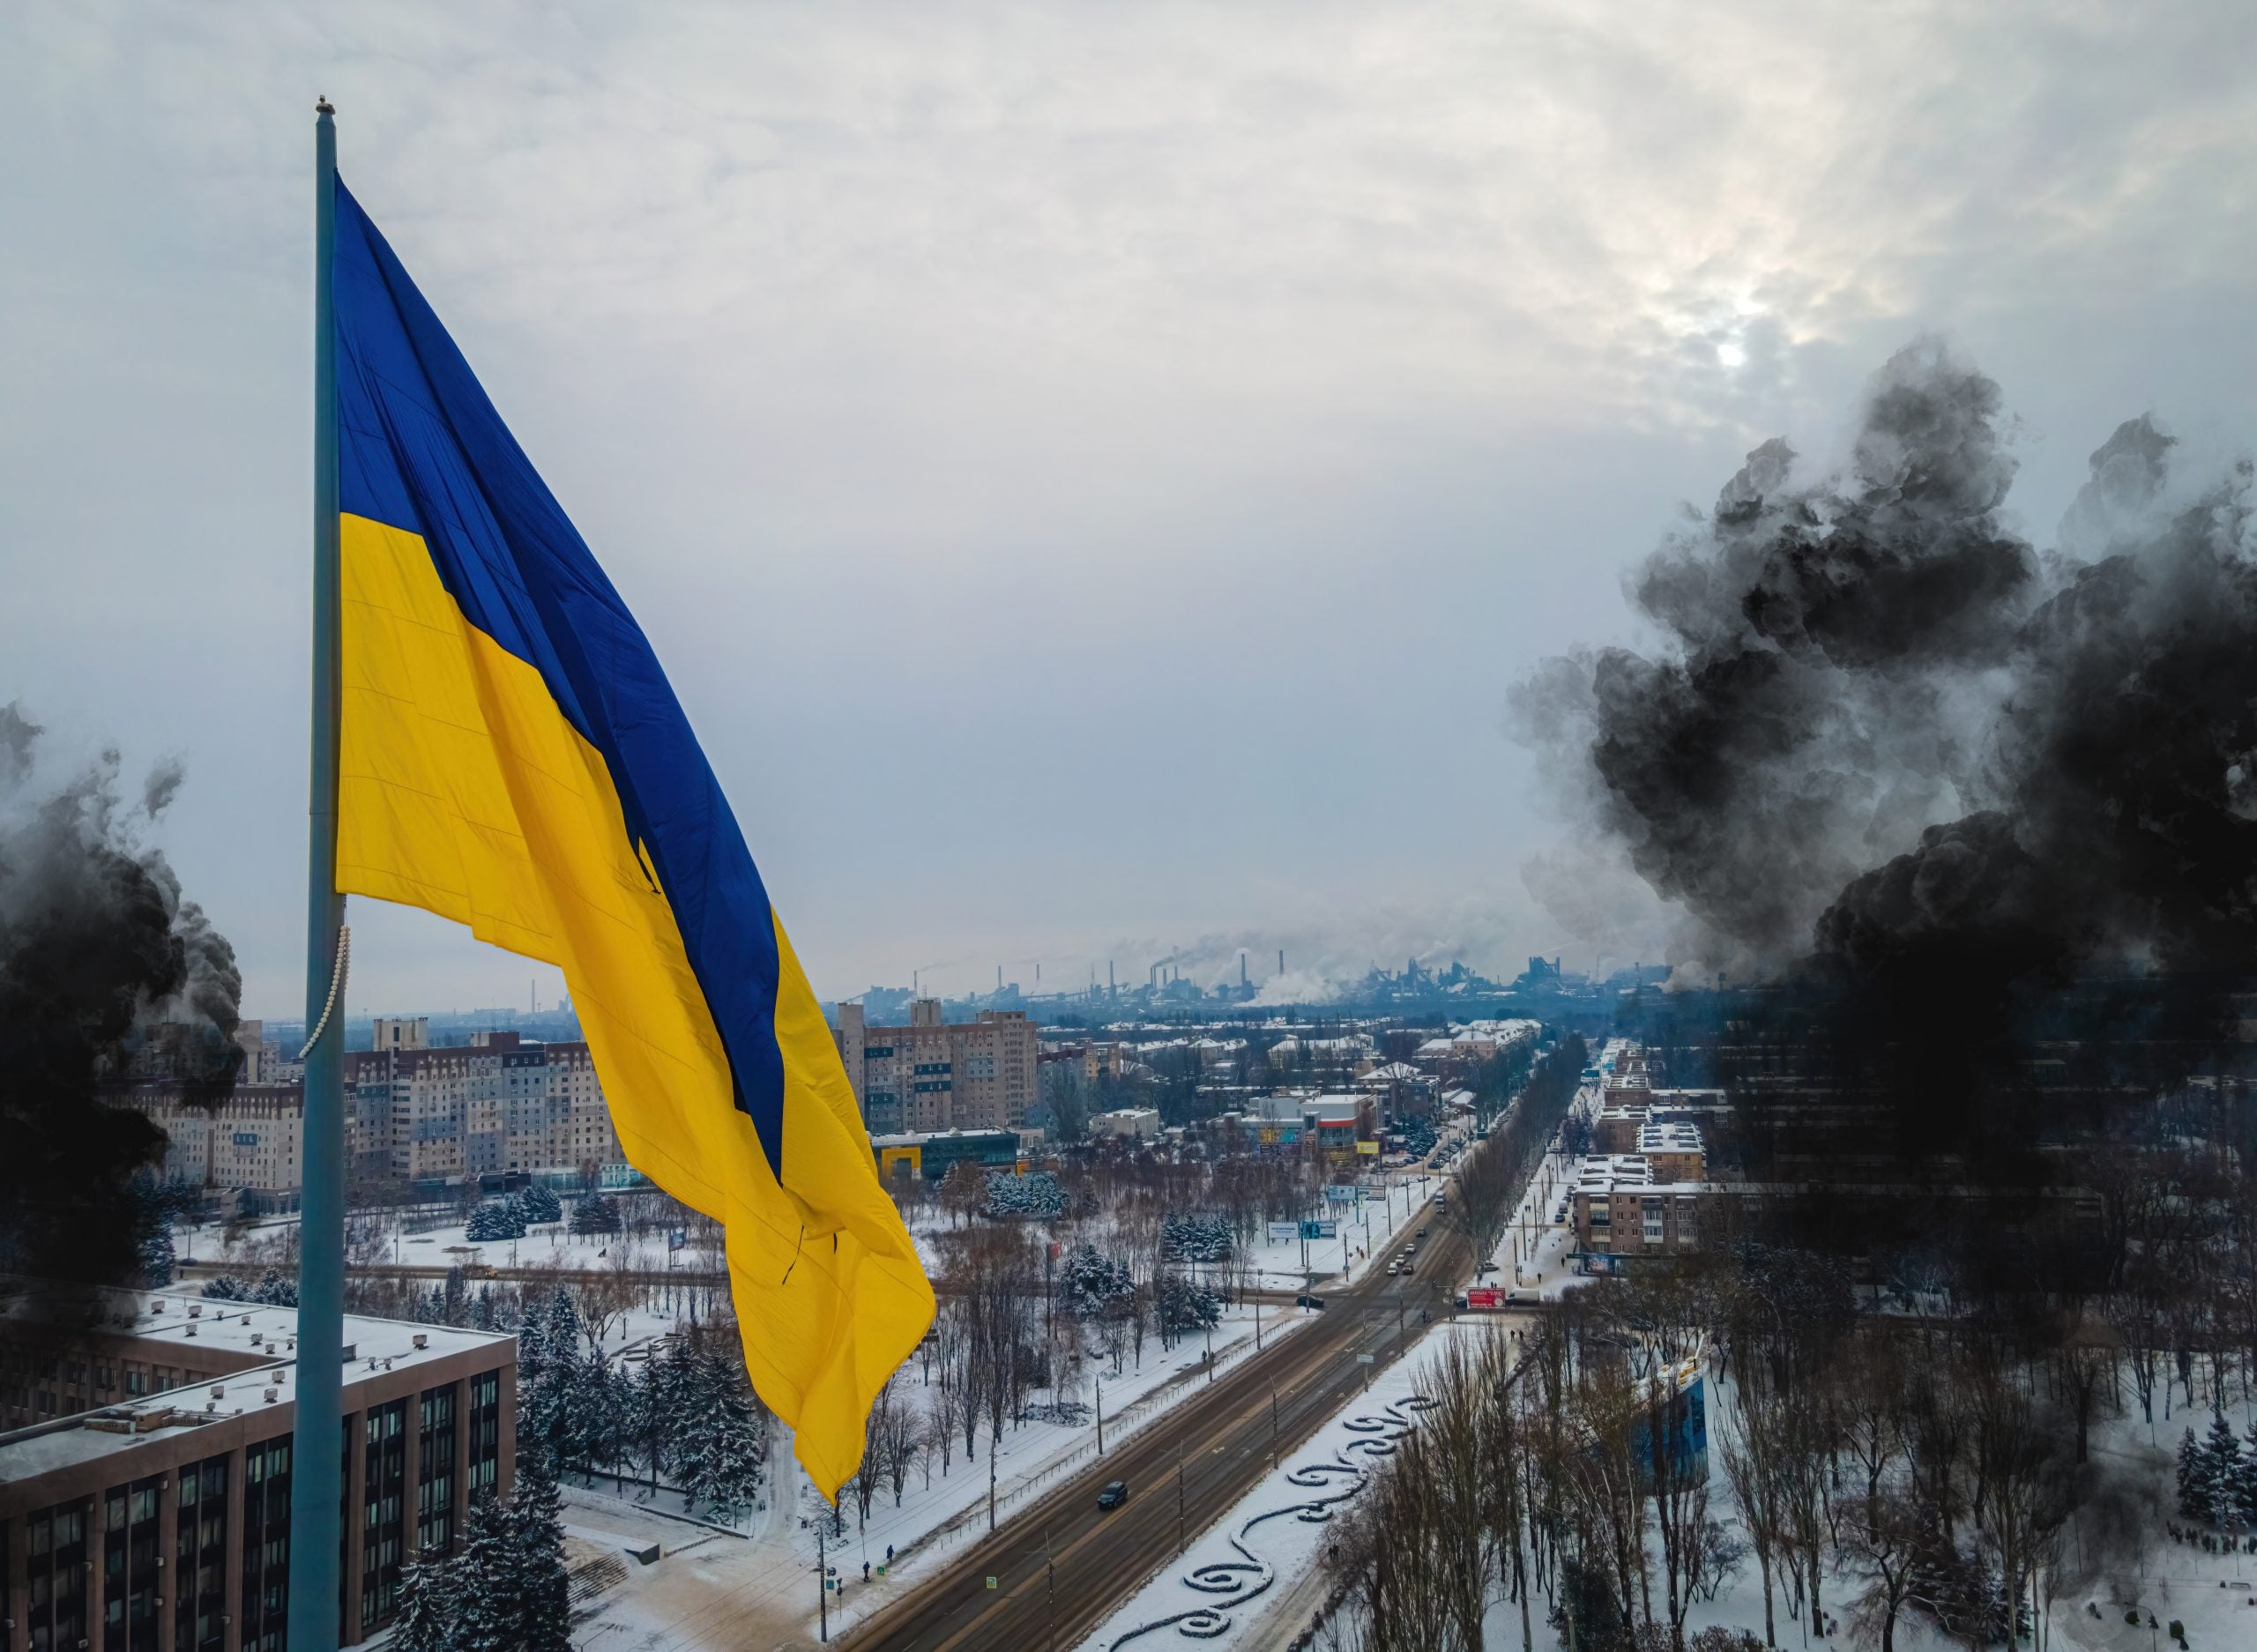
{"left": 839, "top": 1198, "right": 1481, "bottom": 1652}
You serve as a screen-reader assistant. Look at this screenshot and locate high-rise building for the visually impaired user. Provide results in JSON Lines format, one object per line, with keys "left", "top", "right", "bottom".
{"left": 835, "top": 1000, "right": 1038, "bottom": 1133}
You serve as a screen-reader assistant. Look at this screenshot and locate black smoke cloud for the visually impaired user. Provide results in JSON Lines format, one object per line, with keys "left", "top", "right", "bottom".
{"left": 1516, "top": 339, "right": 2257, "bottom": 1006}
{"left": 0, "top": 704, "right": 241, "bottom": 1287}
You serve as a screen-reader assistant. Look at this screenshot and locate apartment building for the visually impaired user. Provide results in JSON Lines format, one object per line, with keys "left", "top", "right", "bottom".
{"left": 346, "top": 1031, "right": 621, "bottom": 1185}
{"left": 125, "top": 1086, "right": 311, "bottom": 1206}
{"left": 0, "top": 1291, "right": 515, "bottom": 1648}
{"left": 118, "top": 1027, "right": 627, "bottom": 1200}
{"left": 835, "top": 1001, "right": 1038, "bottom": 1133}
{"left": 1571, "top": 1155, "right": 1704, "bottom": 1259}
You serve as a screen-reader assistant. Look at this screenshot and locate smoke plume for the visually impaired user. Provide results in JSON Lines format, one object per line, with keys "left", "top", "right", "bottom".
{"left": 0, "top": 704, "right": 241, "bottom": 1287}
{"left": 1516, "top": 338, "right": 2257, "bottom": 998}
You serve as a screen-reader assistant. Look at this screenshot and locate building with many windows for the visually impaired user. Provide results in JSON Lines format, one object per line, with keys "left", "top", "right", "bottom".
{"left": 0, "top": 1291, "right": 515, "bottom": 1648}
{"left": 1570, "top": 1155, "right": 1704, "bottom": 1260}
{"left": 116, "top": 1025, "right": 629, "bottom": 1202}
{"left": 834, "top": 1001, "right": 1038, "bottom": 1133}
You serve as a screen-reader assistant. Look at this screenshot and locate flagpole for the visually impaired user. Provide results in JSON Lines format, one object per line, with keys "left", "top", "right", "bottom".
{"left": 289, "top": 93, "right": 347, "bottom": 1652}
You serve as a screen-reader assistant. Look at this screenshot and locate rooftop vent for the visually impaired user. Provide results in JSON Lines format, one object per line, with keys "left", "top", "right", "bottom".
{"left": 412, "top": 1334, "right": 428, "bottom": 1351}
{"left": 211, "top": 1385, "right": 225, "bottom": 1400}
{"left": 188, "top": 1305, "right": 201, "bottom": 1319}
{"left": 263, "top": 1388, "right": 278, "bottom": 1404}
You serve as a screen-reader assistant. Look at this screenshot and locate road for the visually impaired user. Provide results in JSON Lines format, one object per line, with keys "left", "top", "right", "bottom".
{"left": 838, "top": 1201, "right": 1479, "bottom": 1652}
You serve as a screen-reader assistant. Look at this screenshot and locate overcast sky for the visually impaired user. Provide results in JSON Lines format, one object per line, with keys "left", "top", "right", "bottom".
{"left": 4, "top": 2, "right": 2254, "bottom": 1017}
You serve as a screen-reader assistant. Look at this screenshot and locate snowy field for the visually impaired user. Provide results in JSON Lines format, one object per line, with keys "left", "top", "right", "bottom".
{"left": 570, "top": 1299, "right": 1314, "bottom": 1648}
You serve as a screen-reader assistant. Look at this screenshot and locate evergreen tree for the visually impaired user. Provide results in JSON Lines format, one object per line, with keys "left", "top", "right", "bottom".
{"left": 676, "top": 1340, "right": 765, "bottom": 1522}
{"left": 390, "top": 1548, "right": 460, "bottom": 1652}
{"left": 466, "top": 1197, "right": 527, "bottom": 1242}
{"left": 2202, "top": 1412, "right": 2245, "bottom": 1528}
{"left": 570, "top": 1191, "right": 622, "bottom": 1235}
{"left": 138, "top": 1217, "right": 175, "bottom": 1288}
{"left": 511, "top": 1448, "right": 573, "bottom": 1652}
{"left": 2240, "top": 1421, "right": 2257, "bottom": 1529}
{"left": 520, "top": 1183, "right": 562, "bottom": 1224}
{"left": 545, "top": 1285, "right": 585, "bottom": 1356}
{"left": 2179, "top": 1425, "right": 2210, "bottom": 1523}
{"left": 453, "top": 1492, "right": 521, "bottom": 1652}
{"left": 251, "top": 1267, "right": 297, "bottom": 1306}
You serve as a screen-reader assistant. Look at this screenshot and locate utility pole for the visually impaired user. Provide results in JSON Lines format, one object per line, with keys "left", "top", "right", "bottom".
{"left": 818, "top": 1522, "right": 829, "bottom": 1642}
{"left": 988, "top": 1432, "right": 997, "bottom": 1532}
{"left": 1096, "top": 1378, "right": 1104, "bottom": 1455}
{"left": 1270, "top": 1388, "right": 1280, "bottom": 1470}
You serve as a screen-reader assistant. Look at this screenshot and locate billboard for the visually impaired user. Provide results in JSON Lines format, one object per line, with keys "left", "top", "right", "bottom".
{"left": 1355, "top": 1140, "right": 1381, "bottom": 1156}
{"left": 1300, "top": 1219, "right": 1339, "bottom": 1239}
{"left": 1464, "top": 1286, "right": 1504, "bottom": 1310}
{"left": 1323, "top": 1184, "right": 1357, "bottom": 1204}
{"left": 1267, "top": 1221, "right": 1302, "bottom": 1244}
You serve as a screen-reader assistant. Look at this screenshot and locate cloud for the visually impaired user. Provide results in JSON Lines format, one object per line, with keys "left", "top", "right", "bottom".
{"left": 4, "top": 3, "right": 2256, "bottom": 1011}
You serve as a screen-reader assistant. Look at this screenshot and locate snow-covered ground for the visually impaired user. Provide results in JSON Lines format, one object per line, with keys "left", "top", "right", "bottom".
{"left": 1077, "top": 1320, "right": 1514, "bottom": 1652}
{"left": 571, "top": 1299, "right": 1314, "bottom": 1648}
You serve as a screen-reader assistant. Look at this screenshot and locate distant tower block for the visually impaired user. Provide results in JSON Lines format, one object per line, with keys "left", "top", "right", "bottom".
{"left": 1278, "top": 949, "right": 1285, "bottom": 976}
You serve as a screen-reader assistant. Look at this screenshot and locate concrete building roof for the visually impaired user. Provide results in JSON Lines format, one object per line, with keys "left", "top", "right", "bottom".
{"left": 0, "top": 1291, "right": 511, "bottom": 1486}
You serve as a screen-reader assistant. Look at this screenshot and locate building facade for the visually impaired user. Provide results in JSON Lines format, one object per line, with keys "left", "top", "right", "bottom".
{"left": 1571, "top": 1155, "right": 1704, "bottom": 1259}
{"left": 118, "top": 1026, "right": 628, "bottom": 1202}
{"left": 835, "top": 1001, "right": 1038, "bottom": 1133}
{"left": 0, "top": 1293, "right": 515, "bottom": 1650}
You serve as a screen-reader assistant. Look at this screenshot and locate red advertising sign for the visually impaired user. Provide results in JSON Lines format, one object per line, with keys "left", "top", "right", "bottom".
{"left": 1464, "top": 1287, "right": 1504, "bottom": 1310}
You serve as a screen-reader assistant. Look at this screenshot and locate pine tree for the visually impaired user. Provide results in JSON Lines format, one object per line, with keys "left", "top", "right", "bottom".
{"left": 2239, "top": 1421, "right": 2257, "bottom": 1529}
{"left": 520, "top": 1183, "right": 562, "bottom": 1224}
{"left": 2202, "top": 1412, "right": 2246, "bottom": 1528}
{"left": 466, "top": 1197, "right": 527, "bottom": 1242}
{"left": 391, "top": 1547, "right": 460, "bottom": 1652}
{"left": 2179, "top": 1425, "right": 2210, "bottom": 1523}
{"left": 138, "top": 1218, "right": 175, "bottom": 1288}
{"left": 511, "top": 1448, "right": 573, "bottom": 1652}
{"left": 570, "top": 1191, "right": 622, "bottom": 1235}
{"left": 676, "top": 1340, "right": 765, "bottom": 1522}
{"left": 453, "top": 1492, "right": 521, "bottom": 1652}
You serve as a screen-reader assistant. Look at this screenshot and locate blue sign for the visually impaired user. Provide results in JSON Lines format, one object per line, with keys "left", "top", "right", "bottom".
{"left": 1300, "top": 1219, "right": 1339, "bottom": 1239}
{"left": 668, "top": 1228, "right": 688, "bottom": 1252}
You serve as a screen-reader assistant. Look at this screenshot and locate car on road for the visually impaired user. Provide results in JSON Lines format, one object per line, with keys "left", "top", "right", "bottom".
{"left": 1098, "top": 1480, "right": 1128, "bottom": 1510}
{"left": 1295, "top": 1292, "right": 1327, "bottom": 1309}
{"left": 1474, "top": 1261, "right": 1499, "bottom": 1275}
{"left": 1415, "top": 1227, "right": 1427, "bottom": 1239}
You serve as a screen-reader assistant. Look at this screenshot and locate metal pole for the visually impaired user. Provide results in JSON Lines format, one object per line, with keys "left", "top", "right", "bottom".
{"left": 819, "top": 1523, "right": 829, "bottom": 1641}
{"left": 1096, "top": 1377, "right": 1103, "bottom": 1455}
{"left": 288, "top": 94, "right": 346, "bottom": 1652}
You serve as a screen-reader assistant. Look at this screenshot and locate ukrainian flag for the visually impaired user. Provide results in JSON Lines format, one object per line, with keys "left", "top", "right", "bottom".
{"left": 329, "top": 175, "right": 933, "bottom": 1498}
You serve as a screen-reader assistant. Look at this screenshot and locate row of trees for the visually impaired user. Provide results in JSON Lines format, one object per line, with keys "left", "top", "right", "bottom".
{"left": 1449, "top": 1036, "right": 1590, "bottom": 1269}
{"left": 517, "top": 1288, "right": 769, "bottom": 1522}
{"left": 1331, "top": 1219, "right": 2211, "bottom": 1652}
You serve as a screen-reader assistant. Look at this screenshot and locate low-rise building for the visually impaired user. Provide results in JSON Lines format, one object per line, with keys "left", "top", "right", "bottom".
{"left": 0, "top": 1290, "right": 516, "bottom": 1648}
{"left": 868, "top": 1127, "right": 1023, "bottom": 1184}
{"left": 1089, "top": 1107, "right": 1160, "bottom": 1141}
{"left": 1637, "top": 1119, "right": 1706, "bottom": 1184}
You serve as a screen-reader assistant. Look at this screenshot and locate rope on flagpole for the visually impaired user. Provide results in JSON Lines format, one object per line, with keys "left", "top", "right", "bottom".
{"left": 297, "top": 924, "right": 350, "bottom": 1060}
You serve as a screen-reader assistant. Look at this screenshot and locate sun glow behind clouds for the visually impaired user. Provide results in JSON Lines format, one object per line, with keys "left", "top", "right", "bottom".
{"left": 1717, "top": 341, "right": 1747, "bottom": 368}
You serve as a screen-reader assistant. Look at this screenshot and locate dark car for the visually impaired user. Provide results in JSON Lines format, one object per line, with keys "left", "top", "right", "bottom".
{"left": 1415, "top": 1227, "right": 1428, "bottom": 1239}
{"left": 1295, "top": 1292, "right": 1326, "bottom": 1310}
{"left": 1098, "top": 1480, "right": 1129, "bottom": 1510}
